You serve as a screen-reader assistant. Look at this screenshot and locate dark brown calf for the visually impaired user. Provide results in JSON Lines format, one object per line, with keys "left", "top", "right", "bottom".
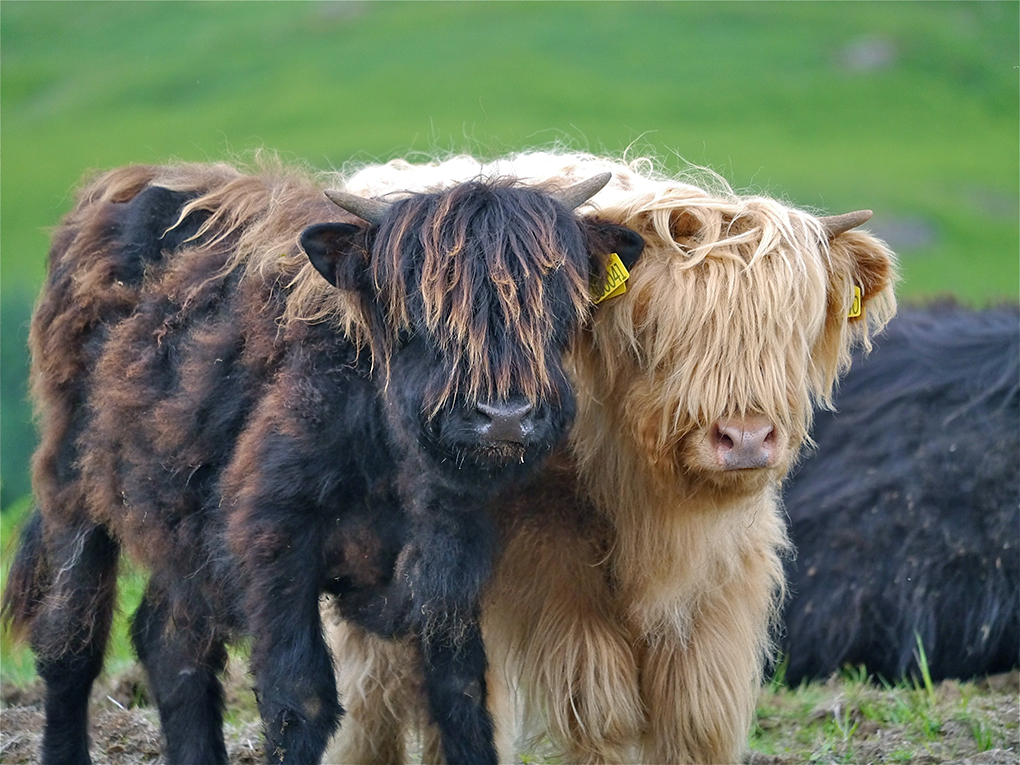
{"left": 1, "top": 160, "right": 642, "bottom": 765}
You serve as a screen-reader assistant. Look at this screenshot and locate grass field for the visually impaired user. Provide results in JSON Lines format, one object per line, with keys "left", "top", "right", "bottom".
{"left": 0, "top": 4, "right": 1017, "bottom": 760}
{"left": 2, "top": 1, "right": 1017, "bottom": 506}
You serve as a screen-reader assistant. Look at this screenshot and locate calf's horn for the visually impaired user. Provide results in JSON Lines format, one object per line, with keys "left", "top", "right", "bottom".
{"left": 324, "top": 189, "right": 390, "bottom": 226}
{"left": 819, "top": 210, "right": 873, "bottom": 237}
{"left": 326, "top": 171, "right": 613, "bottom": 224}
{"left": 553, "top": 172, "right": 612, "bottom": 209}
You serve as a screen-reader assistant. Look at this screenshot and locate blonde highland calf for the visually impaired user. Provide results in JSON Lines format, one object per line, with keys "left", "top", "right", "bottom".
{"left": 323, "top": 152, "right": 898, "bottom": 764}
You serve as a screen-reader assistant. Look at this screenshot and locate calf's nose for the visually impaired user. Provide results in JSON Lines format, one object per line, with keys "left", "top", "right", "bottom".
{"left": 475, "top": 400, "right": 535, "bottom": 445}
{"left": 712, "top": 416, "right": 776, "bottom": 470}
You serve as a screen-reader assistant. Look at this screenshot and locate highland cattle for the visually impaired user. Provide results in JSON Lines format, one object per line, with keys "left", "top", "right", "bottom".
{"left": 782, "top": 301, "right": 1019, "bottom": 684}
{"left": 0, "top": 159, "right": 643, "bottom": 765}
{"left": 323, "top": 151, "right": 898, "bottom": 764}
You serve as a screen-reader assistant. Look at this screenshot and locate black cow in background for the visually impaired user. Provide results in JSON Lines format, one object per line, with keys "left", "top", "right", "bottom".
{"left": 782, "top": 301, "right": 1019, "bottom": 684}
{"left": 0, "top": 160, "right": 643, "bottom": 765}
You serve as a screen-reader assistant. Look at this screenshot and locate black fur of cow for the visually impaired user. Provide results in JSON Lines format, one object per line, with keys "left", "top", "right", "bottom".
{"left": 782, "top": 302, "right": 1019, "bottom": 684}
{"left": 0, "top": 163, "right": 642, "bottom": 765}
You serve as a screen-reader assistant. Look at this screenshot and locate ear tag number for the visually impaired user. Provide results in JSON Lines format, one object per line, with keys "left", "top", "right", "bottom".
{"left": 594, "top": 253, "right": 630, "bottom": 304}
{"left": 848, "top": 285, "right": 863, "bottom": 318}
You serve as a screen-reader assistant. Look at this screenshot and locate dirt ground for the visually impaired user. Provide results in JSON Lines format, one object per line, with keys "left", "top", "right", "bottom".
{"left": 0, "top": 663, "right": 264, "bottom": 764}
{"left": 1, "top": 665, "right": 1017, "bottom": 764}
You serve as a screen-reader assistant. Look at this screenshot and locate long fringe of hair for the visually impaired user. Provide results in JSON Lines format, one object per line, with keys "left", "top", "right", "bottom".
{"left": 124, "top": 154, "right": 595, "bottom": 408}
{"left": 344, "top": 149, "right": 897, "bottom": 460}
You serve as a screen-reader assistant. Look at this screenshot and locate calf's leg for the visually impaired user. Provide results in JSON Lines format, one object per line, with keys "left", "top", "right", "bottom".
{"left": 324, "top": 622, "right": 515, "bottom": 765}
{"left": 29, "top": 521, "right": 119, "bottom": 765}
{"left": 241, "top": 522, "right": 343, "bottom": 764}
{"left": 398, "top": 498, "right": 499, "bottom": 765}
{"left": 130, "top": 583, "right": 229, "bottom": 765}
{"left": 325, "top": 618, "right": 422, "bottom": 765}
{"left": 419, "top": 618, "right": 497, "bottom": 765}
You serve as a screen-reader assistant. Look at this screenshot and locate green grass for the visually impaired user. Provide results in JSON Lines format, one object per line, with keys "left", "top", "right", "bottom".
{"left": 0, "top": 497, "right": 36, "bottom": 683}
{"left": 2, "top": 1, "right": 1017, "bottom": 507}
{"left": 750, "top": 663, "right": 1019, "bottom": 763}
{"left": 2, "top": 2, "right": 1016, "bottom": 291}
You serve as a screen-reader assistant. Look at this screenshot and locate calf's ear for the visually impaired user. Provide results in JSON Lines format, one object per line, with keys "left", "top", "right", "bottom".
{"left": 583, "top": 221, "right": 645, "bottom": 306}
{"left": 829, "top": 228, "right": 897, "bottom": 325}
{"left": 300, "top": 222, "right": 368, "bottom": 290}
{"left": 584, "top": 220, "right": 646, "bottom": 271}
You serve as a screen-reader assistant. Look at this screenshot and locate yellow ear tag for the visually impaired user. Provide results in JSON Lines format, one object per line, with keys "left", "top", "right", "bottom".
{"left": 593, "top": 253, "right": 630, "bottom": 304}
{"left": 848, "top": 285, "right": 863, "bottom": 318}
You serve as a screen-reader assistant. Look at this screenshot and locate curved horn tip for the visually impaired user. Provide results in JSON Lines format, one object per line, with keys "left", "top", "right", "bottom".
{"left": 323, "top": 188, "right": 389, "bottom": 225}
{"left": 820, "top": 209, "right": 873, "bottom": 237}
{"left": 555, "top": 172, "right": 613, "bottom": 209}
{"left": 587, "top": 171, "right": 613, "bottom": 192}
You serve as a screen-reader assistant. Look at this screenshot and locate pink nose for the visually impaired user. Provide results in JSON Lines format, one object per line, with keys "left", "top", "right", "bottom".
{"left": 712, "top": 416, "right": 776, "bottom": 470}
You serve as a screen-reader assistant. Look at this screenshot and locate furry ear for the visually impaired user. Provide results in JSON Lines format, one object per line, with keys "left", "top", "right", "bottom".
{"left": 300, "top": 222, "right": 367, "bottom": 289}
{"left": 809, "top": 228, "right": 898, "bottom": 407}
{"left": 583, "top": 221, "right": 645, "bottom": 307}
{"left": 830, "top": 229, "right": 897, "bottom": 325}
{"left": 584, "top": 220, "right": 645, "bottom": 271}
{"left": 668, "top": 208, "right": 705, "bottom": 244}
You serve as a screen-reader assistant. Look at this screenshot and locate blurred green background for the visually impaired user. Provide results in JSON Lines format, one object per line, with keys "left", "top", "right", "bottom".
{"left": 2, "top": 0, "right": 1018, "bottom": 514}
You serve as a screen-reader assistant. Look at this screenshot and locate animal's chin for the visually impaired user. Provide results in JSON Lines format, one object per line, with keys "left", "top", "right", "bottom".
{"left": 466, "top": 442, "right": 529, "bottom": 467}
{"left": 667, "top": 450, "right": 778, "bottom": 495}
{"left": 694, "top": 464, "right": 780, "bottom": 495}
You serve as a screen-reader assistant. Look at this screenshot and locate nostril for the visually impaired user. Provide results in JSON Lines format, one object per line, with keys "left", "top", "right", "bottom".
{"left": 717, "top": 429, "right": 735, "bottom": 450}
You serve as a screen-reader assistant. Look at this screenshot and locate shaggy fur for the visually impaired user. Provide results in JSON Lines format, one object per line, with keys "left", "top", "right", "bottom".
{"left": 324, "top": 151, "right": 897, "bottom": 764}
{"left": 0, "top": 158, "right": 642, "bottom": 765}
{"left": 782, "top": 302, "right": 1019, "bottom": 684}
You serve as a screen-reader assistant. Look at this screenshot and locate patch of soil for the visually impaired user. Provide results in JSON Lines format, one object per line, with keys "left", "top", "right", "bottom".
{"left": 2, "top": 668, "right": 1018, "bottom": 764}
{"left": 0, "top": 664, "right": 264, "bottom": 765}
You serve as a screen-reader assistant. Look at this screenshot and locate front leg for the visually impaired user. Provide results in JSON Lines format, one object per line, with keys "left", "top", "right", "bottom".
{"left": 238, "top": 514, "right": 344, "bottom": 764}
{"left": 324, "top": 616, "right": 424, "bottom": 765}
{"left": 638, "top": 559, "right": 783, "bottom": 764}
{"left": 419, "top": 616, "right": 497, "bottom": 765}
{"left": 639, "top": 619, "right": 759, "bottom": 765}
{"left": 401, "top": 496, "right": 499, "bottom": 765}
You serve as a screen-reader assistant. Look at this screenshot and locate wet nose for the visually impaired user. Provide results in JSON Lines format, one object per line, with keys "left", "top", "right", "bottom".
{"left": 475, "top": 400, "right": 535, "bottom": 445}
{"left": 712, "top": 416, "right": 776, "bottom": 470}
